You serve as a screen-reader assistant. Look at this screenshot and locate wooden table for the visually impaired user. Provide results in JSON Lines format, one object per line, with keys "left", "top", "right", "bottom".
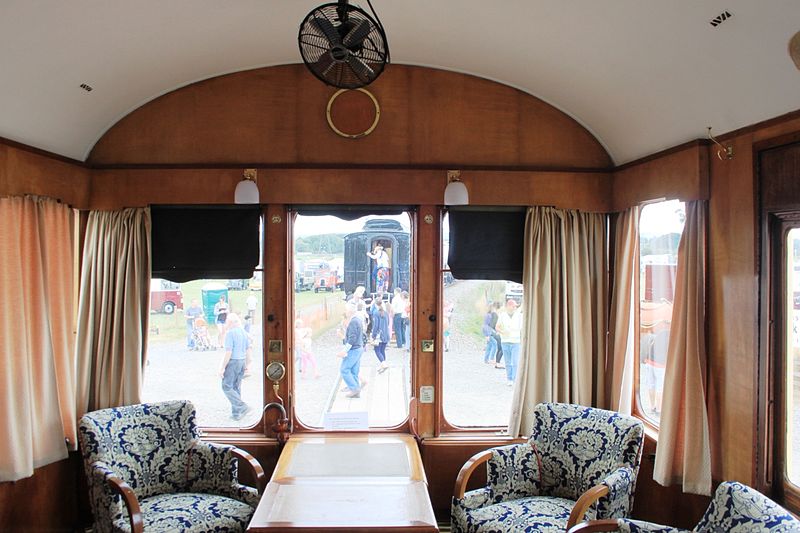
{"left": 247, "top": 434, "right": 438, "bottom": 532}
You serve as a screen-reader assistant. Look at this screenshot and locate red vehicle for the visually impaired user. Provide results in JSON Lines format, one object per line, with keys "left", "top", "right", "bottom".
{"left": 313, "top": 262, "right": 338, "bottom": 293}
{"left": 150, "top": 278, "right": 184, "bottom": 314}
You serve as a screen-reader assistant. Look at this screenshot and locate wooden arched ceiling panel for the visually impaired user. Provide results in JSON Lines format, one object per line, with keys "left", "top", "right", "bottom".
{"left": 88, "top": 65, "right": 611, "bottom": 169}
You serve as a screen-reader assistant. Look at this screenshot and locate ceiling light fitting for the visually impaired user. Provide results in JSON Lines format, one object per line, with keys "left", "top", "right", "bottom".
{"left": 444, "top": 170, "right": 469, "bottom": 206}
{"left": 235, "top": 169, "right": 260, "bottom": 204}
{"left": 707, "top": 127, "right": 733, "bottom": 160}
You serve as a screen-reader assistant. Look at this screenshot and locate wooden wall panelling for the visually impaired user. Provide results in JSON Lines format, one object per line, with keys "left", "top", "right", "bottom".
{"left": 89, "top": 168, "right": 244, "bottom": 209}
{"left": 612, "top": 141, "right": 709, "bottom": 211}
{"left": 88, "top": 168, "right": 613, "bottom": 212}
{"left": 87, "top": 65, "right": 611, "bottom": 170}
{"left": 407, "top": 68, "right": 521, "bottom": 167}
{"left": 0, "top": 455, "right": 83, "bottom": 532}
{"left": 707, "top": 132, "right": 759, "bottom": 485}
{"left": 0, "top": 142, "right": 90, "bottom": 208}
{"left": 295, "top": 67, "right": 413, "bottom": 165}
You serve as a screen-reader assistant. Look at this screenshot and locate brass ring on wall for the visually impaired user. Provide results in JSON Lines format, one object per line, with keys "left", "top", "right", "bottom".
{"left": 326, "top": 88, "right": 381, "bottom": 139}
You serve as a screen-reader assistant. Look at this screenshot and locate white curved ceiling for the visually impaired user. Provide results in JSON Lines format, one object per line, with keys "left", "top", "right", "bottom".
{"left": 1, "top": 1, "right": 799, "bottom": 165}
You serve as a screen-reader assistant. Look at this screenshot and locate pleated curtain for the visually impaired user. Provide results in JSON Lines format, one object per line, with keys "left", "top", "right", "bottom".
{"left": 0, "top": 196, "right": 76, "bottom": 481}
{"left": 509, "top": 206, "right": 608, "bottom": 436}
{"left": 607, "top": 207, "right": 639, "bottom": 414}
{"left": 653, "top": 200, "right": 712, "bottom": 495}
{"left": 75, "top": 208, "right": 151, "bottom": 416}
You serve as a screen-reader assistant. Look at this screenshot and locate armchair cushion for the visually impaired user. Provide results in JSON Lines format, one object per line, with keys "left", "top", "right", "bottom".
{"left": 459, "top": 495, "right": 598, "bottom": 533}
{"left": 487, "top": 443, "right": 542, "bottom": 503}
{"left": 113, "top": 493, "right": 253, "bottom": 533}
{"left": 185, "top": 440, "right": 260, "bottom": 507}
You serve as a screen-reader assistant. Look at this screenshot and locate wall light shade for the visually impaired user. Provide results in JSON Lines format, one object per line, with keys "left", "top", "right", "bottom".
{"left": 235, "top": 170, "right": 259, "bottom": 204}
{"left": 444, "top": 179, "right": 469, "bottom": 205}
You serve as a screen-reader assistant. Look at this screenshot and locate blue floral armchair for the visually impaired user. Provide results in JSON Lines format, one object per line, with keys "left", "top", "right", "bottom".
{"left": 78, "top": 400, "right": 265, "bottom": 533}
{"left": 568, "top": 481, "right": 800, "bottom": 533}
{"left": 452, "top": 403, "right": 644, "bottom": 533}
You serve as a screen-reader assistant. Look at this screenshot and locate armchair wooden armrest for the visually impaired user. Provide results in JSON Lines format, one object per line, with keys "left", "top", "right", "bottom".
{"left": 232, "top": 447, "right": 266, "bottom": 495}
{"left": 566, "top": 485, "right": 611, "bottom": 529}
{"left": 453, "top": 450, "right": 493, "bottom": 499}
{"left": 568, "top": 519, "right": 620, "bottom": 533}
{"left": 105, "top": 472, "right": 144, "bottom": 533}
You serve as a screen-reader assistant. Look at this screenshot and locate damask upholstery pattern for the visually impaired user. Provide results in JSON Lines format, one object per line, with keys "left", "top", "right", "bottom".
{"left": 452, "top": 403, "right": 644, "bottom": 533}
{"left": 607, "top": 481, "right": 800, "bottom": 532}
{"left": 693, "top": 481, "right": 799, "bottom": 532}
{"left": 78, "top": 401, "right": 259, "bottom": 533}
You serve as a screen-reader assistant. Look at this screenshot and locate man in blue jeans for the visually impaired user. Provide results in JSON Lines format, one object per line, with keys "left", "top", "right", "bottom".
{"left": 338, "top": 304, "right": 366, "bottom": 398}
{"left": 496, "top": 299, "right": 523, "bottom": 387}
{"left": 219, "top": 313, "right": 251, "bottom": 420}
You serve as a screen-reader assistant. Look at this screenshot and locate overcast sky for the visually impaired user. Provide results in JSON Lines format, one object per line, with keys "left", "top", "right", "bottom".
{"left": 293, "top": 214, "right": 411, "bottom": 237}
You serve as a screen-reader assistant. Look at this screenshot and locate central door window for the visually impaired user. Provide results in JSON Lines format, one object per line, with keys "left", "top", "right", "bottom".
{"left": 292, "top": 211, "right": 412, "bottom": 428}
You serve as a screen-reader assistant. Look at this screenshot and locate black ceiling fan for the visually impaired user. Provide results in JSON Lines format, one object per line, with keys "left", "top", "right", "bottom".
{"left": 298, "top": 0, "right": 389, "bottom": 89}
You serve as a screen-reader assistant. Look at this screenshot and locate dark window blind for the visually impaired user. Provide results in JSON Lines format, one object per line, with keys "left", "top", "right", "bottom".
{"left": 151, "top": 206, "right": 260, "bottom": 283}
{"left": 447, "top": 209, "right": 525, "bottom": 283}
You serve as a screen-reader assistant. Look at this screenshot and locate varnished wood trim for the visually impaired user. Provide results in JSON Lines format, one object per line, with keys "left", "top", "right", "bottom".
{"left": 231, "top": 447, "right": 267, "bottom": 495}
{"left": 453, "top": 450, "right": 492, "bottom": 499}
{"left": 614, "top": 139, "right": 709, "bottom": 172}
{"left": 567, "top": 484, "right": 610, "bottom": 529}
{"left": 105, "top": 473, "right": 144, "bottom": 533}
{"left": 0, "top": 135, "right": 87, "bottom": 167}
{"left": 753, "top": 131, "right": 800, "bottom": 155}
{"left": 716, "top": 109, "right": 800, "bottom": 144}
{"left": 89, "top": 162, "right": 613, "bottom": 173}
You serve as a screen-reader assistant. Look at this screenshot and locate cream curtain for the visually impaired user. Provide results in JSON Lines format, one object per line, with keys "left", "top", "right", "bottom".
{"left": 653, "top": 200, "right": 712, "bottom": 495}
{"left": 509, "top": 207, "right": 608, "bottom": 436}
{"left": 607, "top": 207, "right": 638, "bottom": 414}
{"left": 0, "top": 196, "right": 76, "bottom": 481}
{"left": 76, "top": 208, "right": 151, "bottom": 416}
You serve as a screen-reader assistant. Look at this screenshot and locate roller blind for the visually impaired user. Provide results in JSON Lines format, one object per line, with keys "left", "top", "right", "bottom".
{"left": 447, "top": 209, "right": 525, "bottom": 283}
{"left": 151, "top": 206, "right": 260, "bottom": 282}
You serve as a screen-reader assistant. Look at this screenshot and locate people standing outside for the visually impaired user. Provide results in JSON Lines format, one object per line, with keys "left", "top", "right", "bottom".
{"left": 390, "top": 288, "right": 406, "bottom": 348}
{"left": 496, "top": 299, "right": 523, "bottom": 386}
{"left": 489, "top": 301, "right": 504, "bottom": 368}
{"left": 295, "top": 318, "right": 320, "bottom": 379}
{"left": 482, "top": 302, "right": 498, "bottom": 364}
{"left": 337, "top": 303, "right": 366, "bottom": 398}
{"left": 184, "top": 298, "right": 203, "bottom": 350}
{"left": 371, "top": 299, "right": 390, "bottom": 373}
{"left": 218, "top": 313, "right": 251, "bottom": 420}
{"left": 443, "top": 300, "right": 454, "bottom": 352}
{"left": 366, "top": 243, "right": 390, "bottom": 292}
{"left": 246, "top": 292, "right": 258, "bottom": 321}
{"left": 213, "top": 295, "right": 229, "bottom": 348}
{"left": 402, "top": 291, "right": 411, "bottom": 353}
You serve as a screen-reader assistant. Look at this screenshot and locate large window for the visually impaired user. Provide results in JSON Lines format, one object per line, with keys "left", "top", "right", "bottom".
{"left": 143, "top": 207, "right": 264, "bottom": 428}
{"left": 142, "top": 277, "right": 264, "bottom": 427}
{"left": 637, "top": 200, "right": 685, "bottom": 423}
{"left": 784, "top": 228, "right": 800, "bottom": 487}
{"left": 292, "top": 212, "right": 412, "bottom": 428}
{"left": 441, "top": 212, "right": 521, "bottom": 428}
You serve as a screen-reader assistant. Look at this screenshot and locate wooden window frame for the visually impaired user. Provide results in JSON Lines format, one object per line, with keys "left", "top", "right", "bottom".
{"left": 759, "top": 213, "right": 800, "bottom": 512}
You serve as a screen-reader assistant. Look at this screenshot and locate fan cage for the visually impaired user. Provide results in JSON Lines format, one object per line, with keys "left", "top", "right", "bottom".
{"left": 298, "top": 2, "right": 389, "bottom": 89}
